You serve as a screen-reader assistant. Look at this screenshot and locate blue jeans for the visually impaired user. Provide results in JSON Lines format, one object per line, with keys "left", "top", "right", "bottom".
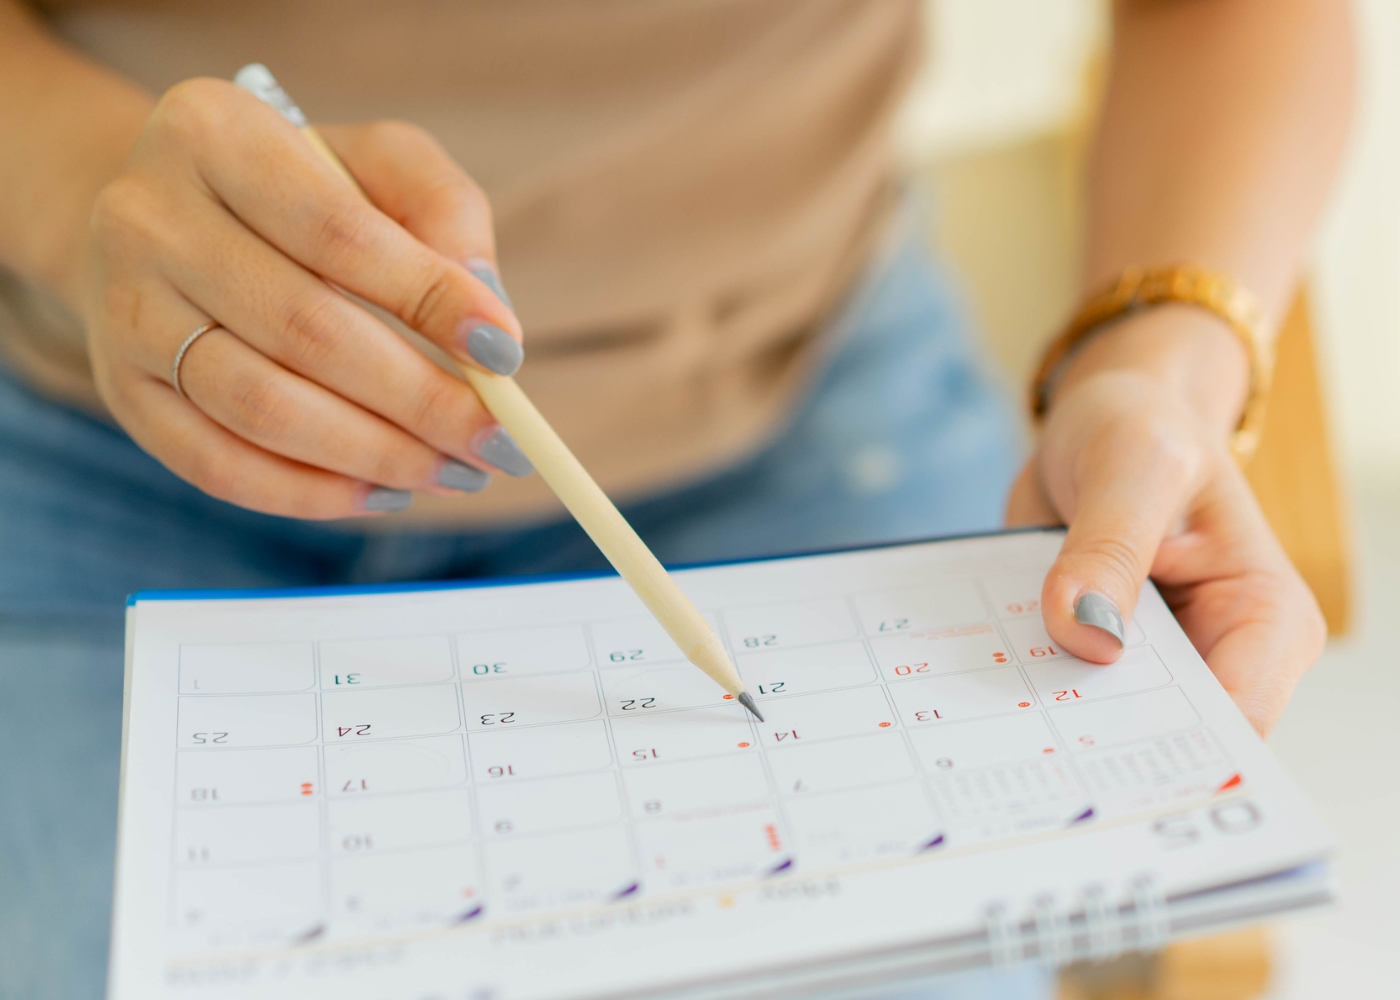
{"left": 0, "top": 237, "right": 1046, "bottom": 999}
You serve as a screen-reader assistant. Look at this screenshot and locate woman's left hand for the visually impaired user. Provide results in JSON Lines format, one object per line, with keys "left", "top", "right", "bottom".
{"left": 1006, "top": 307, "right": 1326, "bottom": 736}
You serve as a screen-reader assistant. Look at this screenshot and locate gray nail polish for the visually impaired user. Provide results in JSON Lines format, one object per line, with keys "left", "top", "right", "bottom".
{"left": 470, "top": 266, "right": 514, "bottom": 312}
{"left": 363, "top": 487, "right": 412, "bottom": 512}
{"left": 476, "top": 427, "right": 534, "bottom": 477}
{"left": 437, "top": 459, "right": 490, "bottom": 494}
{"left": 464, "top": 324, "right": 524, "bottom": 377}
{"left": 1074, "top": 592, "right": 1126, "bottom": 645}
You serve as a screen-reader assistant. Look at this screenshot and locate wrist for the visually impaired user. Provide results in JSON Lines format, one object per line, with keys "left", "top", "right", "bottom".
{"left": 0, "top": 11, "right": 156, "bottom": 313}
{"left": 47, "top": 104, "right": 153, "bottom": 312}
{"left": 1051, "top": 303, "right": 1252, "bottom": 440}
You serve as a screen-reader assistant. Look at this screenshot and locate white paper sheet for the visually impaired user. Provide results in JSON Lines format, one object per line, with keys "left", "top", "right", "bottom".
{"left": 109, "top": 530, "right": 1332, "bottom": 999}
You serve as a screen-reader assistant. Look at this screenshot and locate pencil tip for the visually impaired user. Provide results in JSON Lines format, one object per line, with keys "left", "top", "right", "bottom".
{"left": 737, "top": 691, "right": 764, "bottom": 723}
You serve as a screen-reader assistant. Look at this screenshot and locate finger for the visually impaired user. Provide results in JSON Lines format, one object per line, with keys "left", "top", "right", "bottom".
{"left": 1153, "top": 471, "right": 1325, "bottom": 734}
{"left": 176, "top": 324, "right": 489, "bottom": 495}
{"left": 147, "top": 197, "right": 529, "bottom": 477}
{"left": 317, "top": 121, "right": 512, "bottom": 308}
{"left": 1004, "top": 461, "right": 1060, "bottom": 528}
{"left": 164, "top": 81, "right": 520, "bottom": 374}
{"left": 1040, "top": 424, "right": 1200, "bottom": 663}
{"left": 106, "top": 367, "right": 403, "bottom": 520}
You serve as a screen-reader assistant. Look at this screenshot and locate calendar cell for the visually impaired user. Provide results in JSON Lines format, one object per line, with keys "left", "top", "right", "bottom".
{"left": 332, "top": 846, "right": 481, "bottom": 929}
{"left": 871, "top": 623, "right": 1013, "bottom": 681}
{"left": 930, "top": 758, "right": 1085, "bottom": 843}
{"left": 634, "top": 808, "right": 786, "bottom": 890}
{"left": 1050, "top": 686, "right": 1200, "bottom": 751}
{"left": 1002, "top": 614, "right": 1146, "bottom": 663}
{"left": 621, "top": 754, "right": 770, "bottom": 818}
{"left": 1024, "top": 647, "right": 1171, "bottom": 705}
{"left": 782, "top": 782, "right": 938, "bottom": 867}
{"left": 322, "top": 684, "right": 460, "bottom": 742}
{"left": 176, "top": 745, "right": 319, "bottom": 805}
{"left": 179, "top": 642, "right": 314, "bottom": 694}
{"left": 591, "top": 612, "right": 718, "bottom": 667}
{"left": 736, "top": 641, "right": 875, "bottom": 699}
{"left": 175, "top": 801, "right": 320, "bottom": 865}
{"left": 178, "top": 693, "right": 317, "bottom": 748}
{"left": 324, "top": 735, "right": 467, "bottom": 795}
{"left": 469, "top": 720, "right": 613, "bottom": 781}
{"left": 458, "top": 624, "right": 591, "bottom": 678}
{"left": 907, "top": 712, "right": 1061, "bottom": 772}
{"left": 722, "top": 597, "right": 857, "bottom": 650}
{"left": 320, "top": 635, "right": 454, "bottom": 688}
{"left": 757, "top": 686, "right": 896, "bottom": 746}
{"left": 611, "top": 704, "right": 755, "bottom": 765}
{"left": 175, "top": 861, "right": 322, "bottom": 944}
{"left": 476, "top": 770, "right": 623, "bottom": 838}
{"left": 888, "top": 666, "right": 1036, "bottom": 726}
{"left": 461, "top": 672, "right": 601, "bottom": 730}
{"left": 852, "top": 583, "right": 987, "bottom": 636}
{"left": 483, "top": 825, "right": 636, "bottom": 913}
{"left": 981, "top": 573, "right": 1045, "bottom": 620}
{"left": 601, "top": 663, "right": 731, "bottom": 715}
{"left": 766, "top": 732, "right": 916, "bottom": 796}
{"left": 328, "top": 789, "right": 473, "bottom": 854}
{"left": 1077, "top": 728, "right": 1234, "bottom": 813}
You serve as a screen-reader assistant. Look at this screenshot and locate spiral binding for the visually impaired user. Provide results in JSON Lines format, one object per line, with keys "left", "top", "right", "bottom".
{"left": 980, "top": 874, "right": 1169, "bottom": 968}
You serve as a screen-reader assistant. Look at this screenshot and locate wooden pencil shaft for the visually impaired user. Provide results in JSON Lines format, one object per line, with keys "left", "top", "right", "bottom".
{"left": 280, "top": 113, "right": 746, "bottom": 697}
{"left": 464, "top": 370, "right": 745, "bottom": 693}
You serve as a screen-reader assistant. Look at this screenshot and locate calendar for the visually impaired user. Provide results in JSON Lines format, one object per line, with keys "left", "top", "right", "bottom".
{"left": 109, "top": 530, "right": 1333, "bottom": 1000}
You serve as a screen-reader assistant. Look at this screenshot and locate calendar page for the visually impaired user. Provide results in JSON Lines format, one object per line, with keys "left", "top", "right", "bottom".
{"left": 109, "top": 530, "right": 1332, "bottom": 1000}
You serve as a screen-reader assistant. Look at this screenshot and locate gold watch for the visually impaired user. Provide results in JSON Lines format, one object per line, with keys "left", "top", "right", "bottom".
{"left": 1029, "top": 263, "right": 1273, "bottom": 464}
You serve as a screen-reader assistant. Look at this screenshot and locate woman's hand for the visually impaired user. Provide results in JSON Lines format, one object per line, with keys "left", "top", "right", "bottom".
{"left": 1006, "top": 307, "right": 1326, "bottom": 736}
{"left": 81, "top": 77, "right": 527, "bottom": 519}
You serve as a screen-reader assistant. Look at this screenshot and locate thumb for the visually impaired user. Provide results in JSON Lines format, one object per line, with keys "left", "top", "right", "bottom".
{"left": 1041, "top": 443, "right": 1196, "bottom": 663}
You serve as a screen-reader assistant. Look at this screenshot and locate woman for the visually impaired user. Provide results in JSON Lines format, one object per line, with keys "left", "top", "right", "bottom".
{"left": 0, "top": 1, "right": 1352, "bottom": 997}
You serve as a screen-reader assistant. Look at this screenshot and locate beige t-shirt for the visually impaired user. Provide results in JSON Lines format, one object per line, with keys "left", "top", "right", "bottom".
{"left": 3, "top": 0, "right": 922, "bottom": 526}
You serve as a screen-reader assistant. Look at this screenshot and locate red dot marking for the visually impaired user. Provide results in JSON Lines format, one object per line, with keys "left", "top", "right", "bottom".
{"left": 1042, "top": 747, "right": 1055, "bottom": 754}
{"left": 299, "top": 782, "right": 314, "bottom": 796}
{"left": 1017, "top": 701, "right": 1031, "bottom": 708}
{"left": 723, "top": 694, "right": 734, "bottom": 700}
{"left": 737, "top": 742, "right": 750, "bottom": 748}
{"left": 879, "top": 721, "right": 892, "bottom": 728}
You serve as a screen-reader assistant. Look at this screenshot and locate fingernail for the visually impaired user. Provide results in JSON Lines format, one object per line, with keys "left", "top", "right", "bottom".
{"left": 474, "top": 426, "right": 534, "bottom": 477}
{"left": 362, "top": 487, "right": 413, "bottom": 512}
{"left": 1074, "top": 592, "right": 1125, "bottom": 646}
{"left": 469, "top": 264, "right": 514, "bottom": 312}
{"left": 459, "top": 322, "right": 523, "bottom": 376}
{"left": 436, "top": 459, "right": 490, "bottom": 494}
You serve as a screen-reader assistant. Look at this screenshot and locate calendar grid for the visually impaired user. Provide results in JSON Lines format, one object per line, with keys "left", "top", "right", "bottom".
{"left": 162, "top": 569, "right": 1232, "bottom": 951}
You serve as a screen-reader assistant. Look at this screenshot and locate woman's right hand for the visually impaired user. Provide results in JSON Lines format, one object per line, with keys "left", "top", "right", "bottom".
{"left": 82, "top": 77, "right": 528, "bottom": 519}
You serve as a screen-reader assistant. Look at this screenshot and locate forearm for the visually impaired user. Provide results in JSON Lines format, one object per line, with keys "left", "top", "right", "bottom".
{"left": 1064, "top": 0, "right": 1354, "bottom": 433}
{"left": 0, "top": 0, "right": 153, "bottom": 310}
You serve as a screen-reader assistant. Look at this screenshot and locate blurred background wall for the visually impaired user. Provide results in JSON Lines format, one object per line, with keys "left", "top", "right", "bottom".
{"left": 892, "top": 4, "right": 1399, "bottom": 997}
{"left": 897, "top": 0, "right": 1400, "bottom": 478}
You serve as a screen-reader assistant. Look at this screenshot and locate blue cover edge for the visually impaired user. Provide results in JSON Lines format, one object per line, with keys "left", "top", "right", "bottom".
{"left": 126, "top": 525, "right": 1062, "bottom": 605}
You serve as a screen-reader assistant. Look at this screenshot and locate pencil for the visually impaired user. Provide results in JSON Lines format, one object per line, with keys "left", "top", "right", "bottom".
{"left": 232, "top": 64, "right": 763, "bottom": 724}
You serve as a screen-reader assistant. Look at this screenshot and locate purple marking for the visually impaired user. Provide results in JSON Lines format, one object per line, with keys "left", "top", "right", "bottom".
{"left": 454, "top": 904, "right": 485, "bottom": 923}
{"left": 611, "top": 881, "right": 641, "bottom": 900}
{"left": 291, "top": 923, "right": 325, "bottom": 944}
{"left": 1069, "top": 807, "right": 1096, "bottom": 825}
{"left": 766, "top": 858, "right": 794, "bottom": 876}
{"left": 920, "top": 834, "right": 947, "bottom": 852}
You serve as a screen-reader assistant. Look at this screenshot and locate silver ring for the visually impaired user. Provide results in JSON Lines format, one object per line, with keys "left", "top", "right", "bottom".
{"left": 171, "top": 321, "right": 220, "bottom": 399}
